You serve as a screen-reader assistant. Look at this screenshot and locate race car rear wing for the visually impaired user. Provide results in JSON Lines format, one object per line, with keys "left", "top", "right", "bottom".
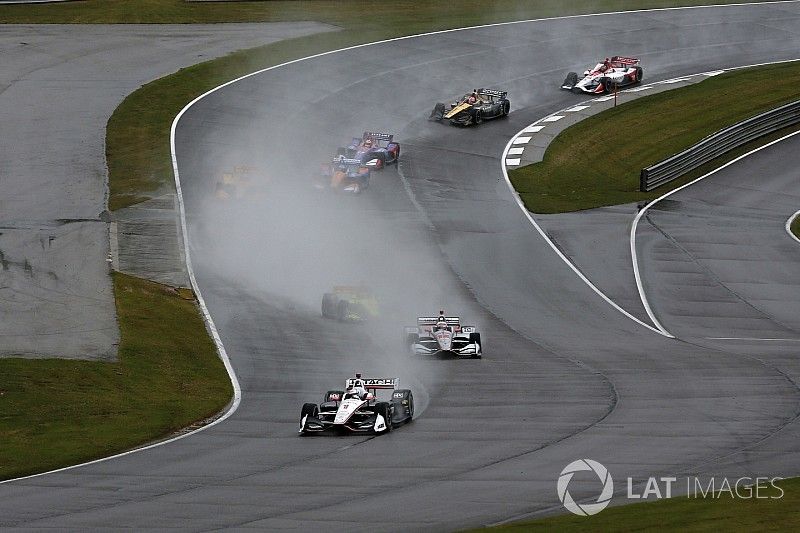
{"left": 610, "top": 56, "right": 639, "bottom": 65}
{"left": 362, "top": 131, "right": 394, "bottom": 142}
{"left": 346, "top": 377, "right": 398, "bottom": 390}
{"left": 477, "top": 88, "right": 507, "bottom": 98}
{"left": 418, "top": 316, "right": 460, "bottom": 326}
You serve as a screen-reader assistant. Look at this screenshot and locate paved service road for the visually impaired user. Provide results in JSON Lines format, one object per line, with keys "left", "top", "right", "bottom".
{"left": 0, "top": 22, "right": 335, "bottom": 360}
{"left": 2, "top": 4, "right": 800, "bottom": 530}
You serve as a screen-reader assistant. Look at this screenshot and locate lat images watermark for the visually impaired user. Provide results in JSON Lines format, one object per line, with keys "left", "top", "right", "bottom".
{"left": 557, "top": 459, "right": 784, "bottom": 517}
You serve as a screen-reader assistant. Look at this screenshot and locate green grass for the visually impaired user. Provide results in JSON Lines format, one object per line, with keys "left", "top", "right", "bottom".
{"left": 472, "top": 477, "right": 800, "bottom": 532}
{"left": 0, "top": 273, "right": 232, "bottom": 480}
{"left": 510, "top": 62, "right": 800, "bottom": 213}
{"left": 0, "top": 0, "right": 771, "bottom": 25}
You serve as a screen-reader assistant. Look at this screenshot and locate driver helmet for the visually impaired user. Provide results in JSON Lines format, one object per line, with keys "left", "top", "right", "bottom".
{"left": 363, "top": 138, "right": 373, "bottom": 148}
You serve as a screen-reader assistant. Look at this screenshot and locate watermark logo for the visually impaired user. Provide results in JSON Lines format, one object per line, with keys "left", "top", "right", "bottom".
{"left": 557, "top": 459, "right": 785, "bottom": 517}
{"left": 557, "top": 459, "right": 614, "bottom": 516}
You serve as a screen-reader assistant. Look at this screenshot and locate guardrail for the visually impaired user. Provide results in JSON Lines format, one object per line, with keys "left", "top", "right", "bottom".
{"left": 640, "top": 100, "right": 800, "bottom": 192}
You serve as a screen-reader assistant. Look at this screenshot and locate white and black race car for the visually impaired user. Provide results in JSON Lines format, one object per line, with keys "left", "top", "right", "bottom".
{"left": 429, "top": 88, "right": 510, "bottom": 126}
{"left": 404, "top": 312, "right": 482, "bottom": 358}
{"left": 299, "top": 374, "right": 413, "bottom": 435}
{"left": 561, "top": 56, "right": 643, "bottom": 94}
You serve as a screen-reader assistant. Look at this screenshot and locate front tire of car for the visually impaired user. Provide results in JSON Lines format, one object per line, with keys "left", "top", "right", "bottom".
{"left": 300, "top": 403, "right": 318, "bottom": 435}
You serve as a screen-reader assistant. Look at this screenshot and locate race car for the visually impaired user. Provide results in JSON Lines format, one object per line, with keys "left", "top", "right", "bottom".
{"left": 321, "top": 286, "right": 379, "bottom": 321}
{"left": 299, "top": 373, "right": 414, "bottom": 435}
{"left": 336, "top": 132, "right": 400, "bottom": 169}
{"left": 315, "top": 157, "right": 371, "bottom": 194}
{"left": 429, "top": 88, "right": 510, "bottom": 126}
{"left": 404, "top": 311, "right": 482, "bottom": 358}
{"left": 561, "top": 56, "right": 643, "bottom": 94}
{"left": 214, "top": 165, "right": 268, "bottom": 201}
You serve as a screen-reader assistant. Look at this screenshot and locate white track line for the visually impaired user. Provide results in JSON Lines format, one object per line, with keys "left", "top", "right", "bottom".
{"left": 787, "top": 209, "right": 800, "bottom": 245}
{"left": 5, "top": 0, "right": 800, "bottom": 485}
{"left": 500, "top": 137, "right": 669, "bottom": 337}
{"left": 631, "top": 129, "right": 800, "bottom": 339}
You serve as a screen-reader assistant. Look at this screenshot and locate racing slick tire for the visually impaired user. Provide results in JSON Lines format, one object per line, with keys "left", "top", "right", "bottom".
{"left": 300, "top": 403, "right": 319, "bottom": 435}
{"left": 469, "top": 332, "right": 482, "bottom": 359}
{"left": 336, "top": 300, "right": 350, "bottom": 321}
{"left": 473, "top": 109, "right": 483, "bottom": 125}
{"left": 321, "top": 293, "right": 338, "bottom": 318}
{"left": 372, "top": 151, "right": 386, "bottom": 170}
{"left": 391, "top": 389, "right": 414, "bottom": 425}
{"left": 406, "top": 332, "right": 419, "bottom": 353}
{"left": 429, "top": 102, "right": 446, "bottom": 121}
{"left": 374, "top": 402, "right": 392, "bottom": 434}
{"left": 563, "top": 71, "right": 578, "bottom": 89}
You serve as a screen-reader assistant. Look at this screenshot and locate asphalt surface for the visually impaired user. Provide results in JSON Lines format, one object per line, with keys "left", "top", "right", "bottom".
{"left": 0, "top": 22, "right": 335, "bottom": 360}
{"left": 3, "top": 3, "right": 800, "bottom": 530}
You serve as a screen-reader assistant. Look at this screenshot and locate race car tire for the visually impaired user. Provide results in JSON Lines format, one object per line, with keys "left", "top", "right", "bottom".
{"left": 635, "top": 66, "right": 643, "bottom": 83}
{"left": 474, "top": 110, "right": 483, "bottom": 125}
{"left": 321, "top": 293, "right": 337, "bottom": 318}
{"left": 374, "top": 402, "right": 392, "bottom": 433}
{"left": 391, "top": 145, "right": 400, "bottom": 164}
{"left": 563, "top": 71, "right": 578, "bottom": 89}
{"left": 324, "top": 390, "right": 344, "bottom": 403}
{"left": 300, "top": 403, "right": 319, "bottom": 434}
{"left": 372, "top": 151, "right": 386, "bottom": 170}
{"left": 501, "top": 100, "right": 510, "bottom": 117}
{"left": 337, "top": 300, "right": 350, "bottom": 321}
{"left": 469, "top": 332, "right": 482, "bottom": 359}
{"left": 406, "top": 332, "right": 419, "bottom": 352}
{"left": 392, "top": 389, "right": 414, "bottom": 424}
{"left": 429, "top": 102, "right": 446, "bottom": 121}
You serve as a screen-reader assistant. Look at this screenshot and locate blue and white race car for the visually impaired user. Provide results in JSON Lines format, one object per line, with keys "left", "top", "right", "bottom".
{"left": 299, "top": 374, "right": 414, "bottom": 435}
{"left": 336, "top": 132, "right": 400, "bottom": 169}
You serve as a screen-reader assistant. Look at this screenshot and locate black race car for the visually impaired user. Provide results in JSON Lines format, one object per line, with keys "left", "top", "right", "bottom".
{"left": 429, "top": 88, "right": 510, "bottom": 126}
{"left": 299, "top": 374, "right": 414, "bottom": 435}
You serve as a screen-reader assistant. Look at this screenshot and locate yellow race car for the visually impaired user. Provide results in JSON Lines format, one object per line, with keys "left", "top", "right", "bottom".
{"left": 321, "top": 286, "right": 379, "bottom": 321}
{"left": 214, "top": 165, "right": 268, "bottom": 201}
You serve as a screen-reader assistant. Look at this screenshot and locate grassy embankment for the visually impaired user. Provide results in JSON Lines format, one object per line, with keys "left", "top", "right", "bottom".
{"left": 0, "top": 274, "right": 231, "bottom": 480}
{"left": 510, "top": 62, "right": 800, "bottom": 213}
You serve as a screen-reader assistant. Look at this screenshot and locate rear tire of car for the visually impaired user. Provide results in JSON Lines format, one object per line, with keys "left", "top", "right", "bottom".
{"left": 321, "top": 293, "right": 337, "bottom": 318}
{"left": 501, "top": 100, "right": 510, "bottom": 117}
{"left": 406, "top": 333, "right": 419, "bottom": 353}
{"left": 374, "top": 402, "right": 392, "bottom": 433}
{"left": 373, "top": 152, "right": 386, "bottom": 170}
{"left": 635, "top": 66, "right": 643, "bottom": 83}
{"left": 474, "top": 110, "right": 483, "bottom": 125}
{"left": 336, "top": 300, "right": 350, "bottom": 321}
